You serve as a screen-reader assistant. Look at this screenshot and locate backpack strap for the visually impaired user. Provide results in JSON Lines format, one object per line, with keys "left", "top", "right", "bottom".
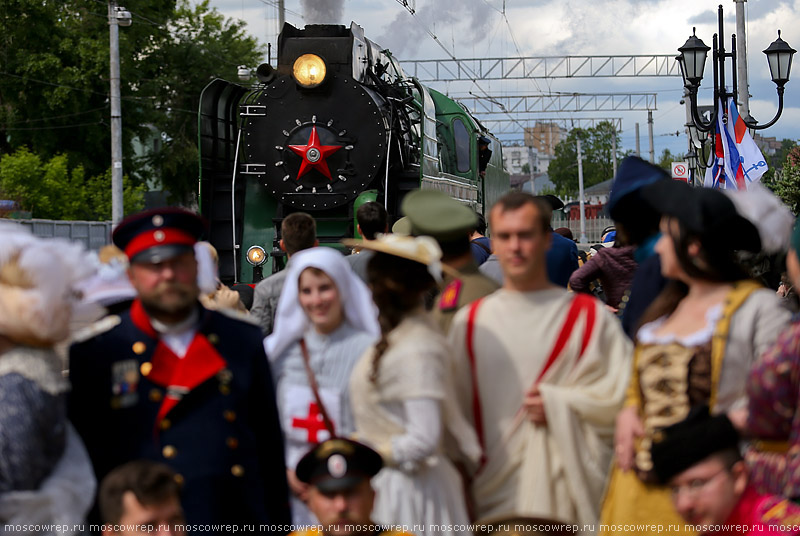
{"left": 471, "top": 238, "right": 492, "bottom": 255}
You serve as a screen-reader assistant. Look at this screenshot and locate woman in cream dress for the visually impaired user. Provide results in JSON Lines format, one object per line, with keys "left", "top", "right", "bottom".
{"left": 344, "top": 234, "right": 481, "bottom": 536}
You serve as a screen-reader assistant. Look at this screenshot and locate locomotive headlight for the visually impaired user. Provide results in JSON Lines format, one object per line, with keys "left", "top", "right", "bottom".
{"left": 293, "top": 54, "right": 327, "bottom": 88}
{"left": 246, "top": 245, "right": 267, "bottom": 266}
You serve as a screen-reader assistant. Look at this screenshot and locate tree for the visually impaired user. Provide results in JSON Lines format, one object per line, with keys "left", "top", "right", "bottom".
{"left": 657, "top": 148, "right": 683, "bottom": 172}
{"left": 0, "top": 0, "right": 263, "bottom": 210}
{"left": 521, "top": 163, "right": 531, "bottom": 174}
{"left": 548, "top": 121, "right": 622, "bottom": 197}
{"left": 761, "top": 139, "right": 798, "bottom": 187}
{"left": 768, "top": 147, "right": 800, "bottom": 215}
{"left": 0, "top": 147, "right": 144, "bottom": 219}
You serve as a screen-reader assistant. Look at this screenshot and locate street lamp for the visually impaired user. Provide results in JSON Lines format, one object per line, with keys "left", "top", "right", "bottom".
{"left": 678, "top": 4, "right": 795, "bottom": 132}
{"left": 685, "top": 148, "right": 699, "bottom": 185}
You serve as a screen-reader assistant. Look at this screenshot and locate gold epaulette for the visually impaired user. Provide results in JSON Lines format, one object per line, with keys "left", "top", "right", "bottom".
{"left": 70, "top": 315, "right": 121, "bottom": 343}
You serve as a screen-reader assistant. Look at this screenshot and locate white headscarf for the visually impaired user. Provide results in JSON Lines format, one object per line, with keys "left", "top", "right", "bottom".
{"left": 264, "top": 247, "right": 380, "bottom": 360}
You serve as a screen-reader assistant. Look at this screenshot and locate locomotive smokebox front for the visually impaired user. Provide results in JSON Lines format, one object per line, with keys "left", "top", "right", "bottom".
{"left": 243, "top": 24, "right": 390, "bottom": 211}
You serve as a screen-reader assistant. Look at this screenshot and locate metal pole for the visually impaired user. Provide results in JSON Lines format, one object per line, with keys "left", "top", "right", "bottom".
{"left": 109, "top": 0, "right": 124, "bottom": 224}
{"left": 577, "top": 137, "right": 587, "bottom": 244}
{"left": 612, "top": 125, "right": 618, "bottom": 177}
{"left": 278, "top": 0, "right": 285, "bottom": 30}
{"left": 647, "top": 110, "right": 655, "bottom": 164}
{"left": 734, "top": 0, "right": 751, "bottom": 120}
{"left": 635, "top": 123, "right": 641, "bottom": 157}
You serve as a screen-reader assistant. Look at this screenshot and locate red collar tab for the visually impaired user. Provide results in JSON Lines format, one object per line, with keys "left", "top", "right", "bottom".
{"left": 130, "top": 299, "right": 157, "bottom": 338}
{"left": 147, "top": 333, "right": 227, "bottom": 425}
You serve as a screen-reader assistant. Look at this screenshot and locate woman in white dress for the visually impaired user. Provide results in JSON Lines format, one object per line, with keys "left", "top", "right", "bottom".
{"left": 343, "top": 234, "right": 482, "bottom": 536}
{"left": 265, "top": 246, "right": 380, "bottom": 524}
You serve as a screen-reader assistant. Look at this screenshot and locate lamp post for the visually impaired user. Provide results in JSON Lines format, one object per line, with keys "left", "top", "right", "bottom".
{"left": 677, "top": 5, "right": 794, "bottom": 133}
{"left": 109, "top": 1, "right": 131, "bottom": 225}
{"left": 685, "top": 148, "right": 699, "bottom": 186}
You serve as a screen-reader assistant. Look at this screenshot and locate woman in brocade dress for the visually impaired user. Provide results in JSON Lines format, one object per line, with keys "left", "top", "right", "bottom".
{"left": 344, "top": 234, "right": 481, "bottom": 536}
{"left": 600, "top": 181, "right": 790, "bottom": 536}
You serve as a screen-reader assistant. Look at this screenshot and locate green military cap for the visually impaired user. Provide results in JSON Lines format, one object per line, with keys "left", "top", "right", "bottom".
{"left": 401, "top": 189, "right": 478, "bottom": 241}
{"left": 474, "top": 516, "right": 577, "bottom": 536}
{"left": 295, "top": 438, "right": 383, "bottom": 493}
{"left": 391, "top": 216, "right": 412, "bottom": 236}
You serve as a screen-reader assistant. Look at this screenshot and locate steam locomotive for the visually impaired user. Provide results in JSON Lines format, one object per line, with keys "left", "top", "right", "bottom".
{"left": 199, "top": 22, "right": 509, "bottom": 284}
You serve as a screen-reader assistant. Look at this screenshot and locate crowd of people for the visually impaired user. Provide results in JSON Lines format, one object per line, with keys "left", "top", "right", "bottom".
{"left": 3, "top": 156, "right": 800, "bottom": 536}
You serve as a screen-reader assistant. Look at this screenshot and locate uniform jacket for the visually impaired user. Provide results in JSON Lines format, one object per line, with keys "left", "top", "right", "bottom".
{"left": 433, "top": 262, "right": 499, "bottom": 334}
{"left": 68, "top": 301, "right": 291, "bottom": 530}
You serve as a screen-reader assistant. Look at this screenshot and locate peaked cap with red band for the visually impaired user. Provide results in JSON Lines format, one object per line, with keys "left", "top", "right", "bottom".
{"left": 113, "top": 207, "right": 207, "bottom": 264}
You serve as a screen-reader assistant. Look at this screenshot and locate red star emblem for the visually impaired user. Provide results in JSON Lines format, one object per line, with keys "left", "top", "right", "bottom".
{"left": 288, "top": 126, "right": 342, "bottom": 180}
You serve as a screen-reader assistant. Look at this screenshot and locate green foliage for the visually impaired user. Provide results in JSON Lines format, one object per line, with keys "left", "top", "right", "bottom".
{"left": 768, "top": 147, "right": 800, "bottom": 215}
{"left": 0, "top": 147, "right": 144, "bottom": 219}
{"left": 548, "top": 122, "right": 622, "bottom": 197}
{"left": 0, "top": 0, "right": 264, "bottom": 205}
{"left": 657, "top": 148, "right": 684, "bottom": 172}
{"left": 521, "top": 163, "right": 531, "bottom": 174}
{"left": 761, "top": 139, "right": 798, "bottom": 187}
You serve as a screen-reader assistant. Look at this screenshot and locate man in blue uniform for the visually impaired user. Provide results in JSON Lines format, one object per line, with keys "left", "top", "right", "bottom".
{"left": 68, "top": 208, "right": 291, "bottom": 532}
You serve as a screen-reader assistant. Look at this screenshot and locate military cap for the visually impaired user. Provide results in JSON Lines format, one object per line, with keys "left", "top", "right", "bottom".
{"left": 113, "top": 208, "right": 207, "bottom": 264}
{"left": 295, "top": 438, "right": 383, "bottom": 493}
{"left": 535, "top": 195, "right": 565, "bottom": 211}
{"left": 392, "top": 216, "right": 412, "bottom": 236}
{"left": 401, "top": 189, "right": 478, "bottom": 242}
{"left": 474, "top": 515, "right": 577, "bottom": 536}
{"left": 641, "top": 179, "right": 761, "bottom": 253}
{"left": 478, "top": 135, "right": 491, "bottom": 146}
{"left": 650, "top": 405, "right": 740, "bottom": 484}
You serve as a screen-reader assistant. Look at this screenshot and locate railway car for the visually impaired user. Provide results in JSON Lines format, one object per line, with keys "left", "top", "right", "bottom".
{"left": 199, "top": 22, "right": 509, "bottom": 284}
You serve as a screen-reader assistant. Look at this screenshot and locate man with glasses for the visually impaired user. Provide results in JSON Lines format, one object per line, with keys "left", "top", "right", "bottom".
{"left": 651, "top": 407, "right": 800, "bottom": 535}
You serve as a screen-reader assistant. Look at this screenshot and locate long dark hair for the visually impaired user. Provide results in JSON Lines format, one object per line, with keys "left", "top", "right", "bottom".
{"left": 637, "top": 217, "right": 750, "bottom": 330}
{"left": 366, "top": 252, "right": 436, "bottom": 383}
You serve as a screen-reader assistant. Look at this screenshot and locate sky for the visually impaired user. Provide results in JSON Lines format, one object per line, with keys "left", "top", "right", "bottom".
{"left": 201, "top": 0, "right": 800, "bottom": 162}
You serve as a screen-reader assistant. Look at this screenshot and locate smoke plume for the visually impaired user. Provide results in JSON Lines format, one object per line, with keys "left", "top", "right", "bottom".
{"left": 301, "top": 0, "right": 344, "bottom": 24}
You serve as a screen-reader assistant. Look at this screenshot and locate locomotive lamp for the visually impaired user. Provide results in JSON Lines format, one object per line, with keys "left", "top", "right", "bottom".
{"left": 246, "top": 245, "right": 267, "bottom": 266}
{"left": 293, "top": 54, "right": 327, "bottom": 88}
{"left": 237, "top": 65, "right": 251, "bottom": 82}
{"left": 678, "top": 5, "right": 795, "bottom": 132}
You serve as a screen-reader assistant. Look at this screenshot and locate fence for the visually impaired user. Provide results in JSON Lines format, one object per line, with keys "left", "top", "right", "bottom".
{"left": 4, "top": 219, "right": 112, "bottom": 250}
{"left": 552, "top": 213, "right": 614, "bottom": 244}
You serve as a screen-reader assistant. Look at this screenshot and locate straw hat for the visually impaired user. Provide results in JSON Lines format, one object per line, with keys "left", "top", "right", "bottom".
{"left": 342, "top": 234, "right": 458, "bottom": 281}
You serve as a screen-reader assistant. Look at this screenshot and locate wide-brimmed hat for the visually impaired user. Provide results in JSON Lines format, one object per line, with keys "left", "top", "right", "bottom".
{"left": 607, "top": 156, "right": 670, "bottom": 220}
{"left": 641, "top": 180, "right": 761, "bottom": 253}
{"left": 342, "top": 234, "right": 456, "bottom": 281}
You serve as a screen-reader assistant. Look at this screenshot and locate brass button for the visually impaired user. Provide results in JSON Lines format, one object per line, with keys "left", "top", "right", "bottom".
{"left": 140, "top": 362, "right": 153, "bottom": 376}
{"left": 174, "top": 473, "right": 184, "bottom": 486}
{"left": 208, "top": 333, "right": 220, "bottom": 345}
{"left": 219, "top": 384, "right": 231, "bottom": 395}
{"left": 223, "top": 410, "right": 236, "bottom": 422}
{"left": 160, "top": 419, "right": 171, "bottom": 431}
{"left": 226, "top": 437, "right": 239, "bottom": 449}
{"left": 132, "top": 342, "right": 147, "bottom": 355}
{"left": 148, "top": 389, "right": 162, "bottom": 402}
{"left": 162, "top": 445, "right": 177, "bottom": 459}
{"left": 231, "top": 464, "right": 244, "bottom": 477}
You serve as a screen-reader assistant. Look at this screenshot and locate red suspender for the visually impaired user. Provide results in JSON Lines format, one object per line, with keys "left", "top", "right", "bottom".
{"left": 535, "top": 292, "right": 597, "bottom": 384}
{"left": 466, "top": 297, "right": 487, "bottom": 470}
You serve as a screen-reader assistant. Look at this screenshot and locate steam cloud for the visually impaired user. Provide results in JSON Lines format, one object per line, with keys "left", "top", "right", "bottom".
{"left": 378, "top": 0, "right": 494, "bottom": 56}
{"left": 301, "top": 0, "right": 344, "bottom": 24}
